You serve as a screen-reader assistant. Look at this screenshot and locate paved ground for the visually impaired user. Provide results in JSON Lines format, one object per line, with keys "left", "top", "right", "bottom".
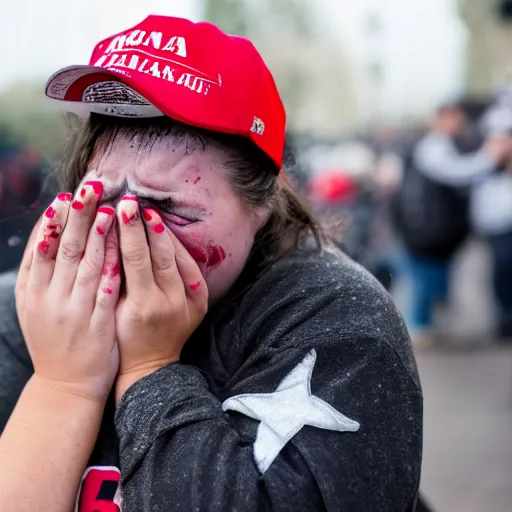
{"left": 406, "top": 240, "right": 512, "bottom": 512}
{"left": 416, "top": 346, "right": 512, "bottom": 512}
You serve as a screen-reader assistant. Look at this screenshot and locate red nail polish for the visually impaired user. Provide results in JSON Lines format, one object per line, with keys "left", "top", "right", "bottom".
{"left": 57, "top": 192, "right": 72, "bottom": 202}
{"left": 121, "top": 195, "right": 138, "bottom": 202}
{"left": 96, "top": 225, "right": 105, "bottom": 235}
{"left": 98, "top": 206, "right": 115, "bottom": 215}
{"left": 153, "top": 223, "right": 165, "bottom": 233}
{"left": 85, "top": 181, "right": 104, "bottom": 198}
{"left": 143, "top": 208, "right": 153, "bottom": 221}
{"left": 45, "top": 206, "right": 56, "bottom": 219}
{"left": 38, "top": 240, "right": 50, "bottom": 254}
{"left": 121, "top": 212, "right": 131, "bottom": 225}
{"left": 189, "top": 281, "right": 201, "bottom": 291}
{"left": 80, "top": 188, "right": 86, "bottom": 197}
{"left": 103, "top": 288, "right": 113, "bottom": 295}
{"left": 72, "top": 200, "right": 84, "bottom": 210}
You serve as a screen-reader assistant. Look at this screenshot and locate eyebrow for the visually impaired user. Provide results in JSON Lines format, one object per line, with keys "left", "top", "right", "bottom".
{"left": 96, "top": 183, "right": 207, "bottom": 213}
{"left": 140, "top": 195, "right": 207, "bottom": 213}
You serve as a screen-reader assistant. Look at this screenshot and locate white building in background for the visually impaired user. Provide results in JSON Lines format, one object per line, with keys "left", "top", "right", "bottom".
{"left": 318, "top": 0, "right": 467, "bottom": 124}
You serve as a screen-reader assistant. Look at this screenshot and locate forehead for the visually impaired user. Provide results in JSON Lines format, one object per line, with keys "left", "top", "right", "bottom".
{"left": 89, "top": 128, "right": 230, "bottom": 191}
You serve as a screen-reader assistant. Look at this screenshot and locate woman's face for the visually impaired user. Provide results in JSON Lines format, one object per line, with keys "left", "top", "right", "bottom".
{"left": 81, "top": 131, "right": 269, "bottom": 302}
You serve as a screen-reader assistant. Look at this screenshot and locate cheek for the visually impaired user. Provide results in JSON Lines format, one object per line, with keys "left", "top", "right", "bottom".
{"left": 168, "top": 226, "right": 227, "bottom": 276}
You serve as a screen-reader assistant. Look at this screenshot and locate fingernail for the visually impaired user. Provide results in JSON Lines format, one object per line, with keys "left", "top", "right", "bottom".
{"left": 85, "top": 181, "right": 104, "bottom": 199}
{"left": 45, "top": 206, "right": 56, "bottom": 219}
{"left": 119, "top": 196, "right": 139, "bottom": 225}
{"left": 80, "top": 188, "right": 86, "bottom": 197}
{"left": 98, "top": 206, "right": 116, "bottom": 216}
{"left": 96, "top": 206, "right": 115, "bottom": 235}
{"left": 72, "top": 200, "right": 84, "bottom": 210}
{"left": 57, "top": 192, "right": 72, "bottom": 202}
{"left": 143, "top": 208, "right": 163, "bottom": 231}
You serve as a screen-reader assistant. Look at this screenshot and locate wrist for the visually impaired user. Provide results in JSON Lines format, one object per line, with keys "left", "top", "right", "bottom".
{"left": 21, "top": 375, "right": 106, "bottom": 431}
{"left": 115, "top": 358, "right": 179, "bottom": 405}
{"left": 31, "top": 374, "right": 111, "bottom": 405}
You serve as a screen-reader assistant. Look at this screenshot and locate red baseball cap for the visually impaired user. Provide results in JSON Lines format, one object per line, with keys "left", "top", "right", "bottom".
{"left": 45, "top": 15, "right": 286, "bottom": 169}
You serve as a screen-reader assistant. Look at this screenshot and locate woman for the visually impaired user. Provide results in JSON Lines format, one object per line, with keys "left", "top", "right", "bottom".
{"left": 0, "top": 15, "right": 422, "bottom": 512}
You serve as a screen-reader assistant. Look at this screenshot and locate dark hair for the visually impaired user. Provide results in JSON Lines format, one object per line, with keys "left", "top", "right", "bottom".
{"left": 57, "top": 114, "right": 323, "bottom": 269}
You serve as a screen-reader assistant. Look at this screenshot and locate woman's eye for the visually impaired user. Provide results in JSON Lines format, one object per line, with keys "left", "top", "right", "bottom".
{"left": 164, "top": 213, "right": 196, "bottom": 226}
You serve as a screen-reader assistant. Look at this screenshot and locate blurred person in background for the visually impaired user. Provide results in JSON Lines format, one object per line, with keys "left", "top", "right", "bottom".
{"left": 0, "top": 15, "right": 422, "bottom": 512}
{"left": 474, "top": 93, "right": 512, "bottom": 340}
{"left": 393, "top": 101, "right": 512, "bottom": 346}
{"left": 0, "top": 141, "right": 51, "bottom": 274}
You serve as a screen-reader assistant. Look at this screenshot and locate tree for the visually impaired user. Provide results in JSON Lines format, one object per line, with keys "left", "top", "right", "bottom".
{"left": 0, "top": 82, "right": 67, "bottom": 161}
{"left": 202, "top": 0, "right": 359, "bottom": 135}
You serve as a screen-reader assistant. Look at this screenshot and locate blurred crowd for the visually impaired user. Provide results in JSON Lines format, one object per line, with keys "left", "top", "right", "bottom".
{"left": 2, "top": 87, "right": 512, "bottom": 349}
{"left": 289, "top": 88, "right": 512, "bottom": 348}
{"left": 0, "top": 137, "right": 55, "bottom": 274}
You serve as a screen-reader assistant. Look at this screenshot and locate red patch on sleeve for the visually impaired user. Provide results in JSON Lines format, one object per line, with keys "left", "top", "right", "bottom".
{"left": 76, "top": 466, "right": 121, "bottom": 512}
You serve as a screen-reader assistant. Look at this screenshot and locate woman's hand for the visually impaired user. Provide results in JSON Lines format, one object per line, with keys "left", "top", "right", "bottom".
{"left": 15, "top": 183, "right": 121, "bottom": 402}
{"left": 114, "top": 195, "right": 208, "bottom": 403}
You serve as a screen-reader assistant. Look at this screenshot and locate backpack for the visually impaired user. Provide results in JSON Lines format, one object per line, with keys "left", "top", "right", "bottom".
{"left": 392, "top": 150, "right": 470, "bottom": 260}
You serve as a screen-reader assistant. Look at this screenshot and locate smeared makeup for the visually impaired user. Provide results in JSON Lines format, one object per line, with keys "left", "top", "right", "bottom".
{"left": 176, "top": 236, "right": 226, "bottom": 275}
{"left": 81, "top": 129, "right": 269, "bottom": 303}
{"left": 38, "top": 240, "right": 50, "bottom": 254}
{"left": 98, "top": 226, "right": 121, "bottom": 300}
{"left": 102, "top": 262, "right": 121, "bottom": 278}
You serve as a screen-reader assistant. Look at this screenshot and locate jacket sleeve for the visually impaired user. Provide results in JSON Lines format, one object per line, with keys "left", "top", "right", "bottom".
{"left": 413, "top": 133, "right": 494, "bottom": 186}
{"left": 0, "top": 271, "right": 33, "bottom": 432}
{"left": 115, "top": 335, "right": 422, "bottom": 512}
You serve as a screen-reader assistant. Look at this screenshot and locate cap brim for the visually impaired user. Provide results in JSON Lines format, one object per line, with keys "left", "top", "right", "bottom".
{"left": 45, "top": 63, "right": 283, "bottom": 169}
{"left": 45, "top": 65, "right": 165, "bottom": 118}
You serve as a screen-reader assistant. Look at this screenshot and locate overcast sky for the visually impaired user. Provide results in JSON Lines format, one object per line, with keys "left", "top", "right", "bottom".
{"left": 1, "top": 0, "right": 465, "bottom": 119}
{"left": 318, "top": 0, "right": 465, "bottom": 118}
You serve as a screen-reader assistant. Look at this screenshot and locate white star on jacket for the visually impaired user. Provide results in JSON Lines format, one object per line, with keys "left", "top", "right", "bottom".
{"left": 222, "top": 349, "right": 360, "bottom": 474}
